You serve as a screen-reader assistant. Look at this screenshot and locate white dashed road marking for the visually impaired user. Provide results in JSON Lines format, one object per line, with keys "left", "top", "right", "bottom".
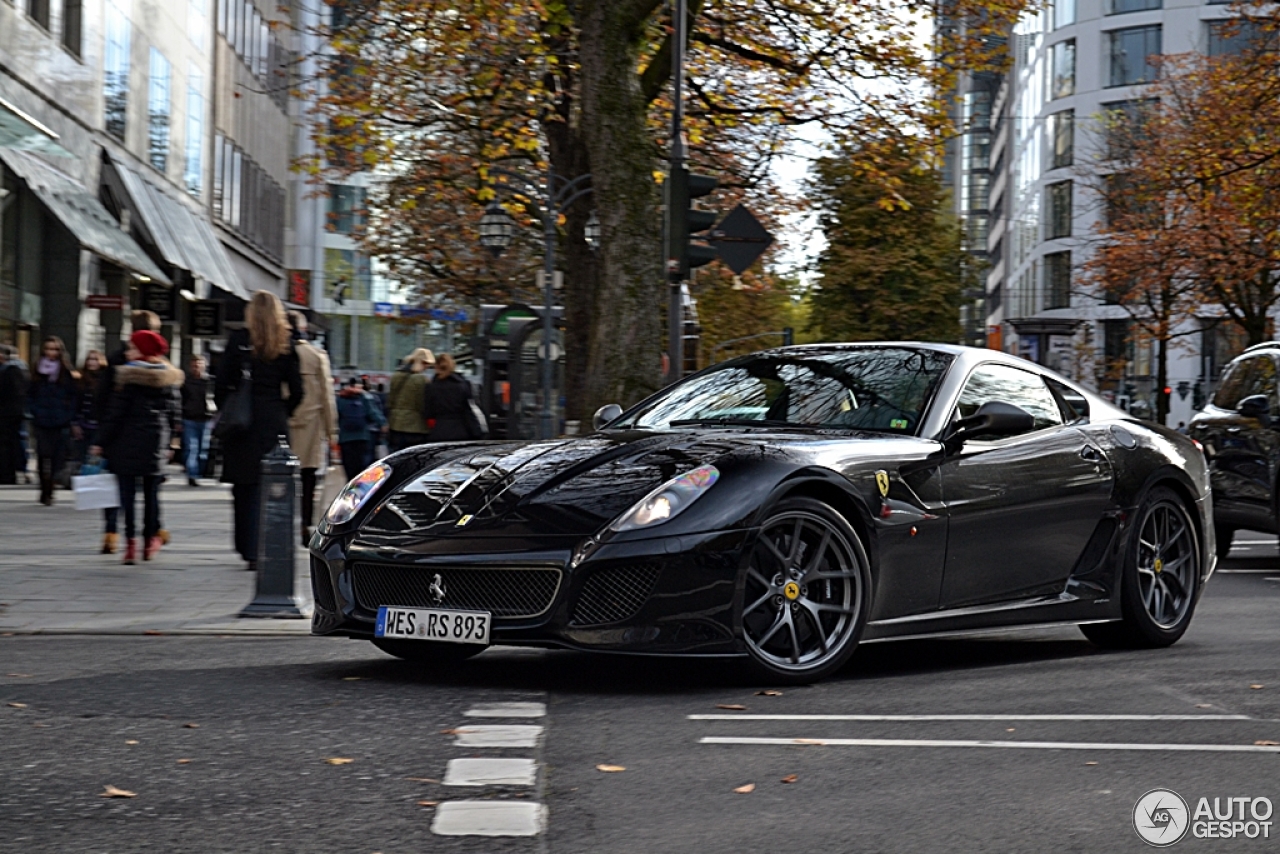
{"left": 689, "top": 714, "right": 1251, "bottom": 721}
{"left": 431, "top": 801, "right": 547, "bottom": 837}
{"left": 452, "top": 724, "right": 543, "bottom": 748}
{"left": 700, "top": 737, "right": 1280, "bottom": 753}
{"left": 443, "top": 757, "right": 538, "bottom": 787}
{"left": 464, "top": 702, "right": 547, "bottom": 718}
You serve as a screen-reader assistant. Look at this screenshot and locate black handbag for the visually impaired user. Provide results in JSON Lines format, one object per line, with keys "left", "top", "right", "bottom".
{"left": 213, "top": 364, "right": 253, "bottom": 441}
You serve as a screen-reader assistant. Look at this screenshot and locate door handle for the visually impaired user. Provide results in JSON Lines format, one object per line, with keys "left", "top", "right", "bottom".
{"left": 1079, "top": 446, "right": 1103, "bottom": 462}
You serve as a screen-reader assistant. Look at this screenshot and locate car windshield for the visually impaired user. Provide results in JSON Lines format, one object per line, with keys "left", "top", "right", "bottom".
{"left": 618, "top": 347, "right": 954, "bottom": 434}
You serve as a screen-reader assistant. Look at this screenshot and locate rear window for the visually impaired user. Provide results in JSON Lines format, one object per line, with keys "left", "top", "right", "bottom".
{"left": 1213, "top": 357, "right": 1261, "bottom": 410}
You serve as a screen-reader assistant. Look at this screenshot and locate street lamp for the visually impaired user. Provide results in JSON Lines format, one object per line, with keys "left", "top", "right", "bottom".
{"left": 478, "top": 201, "right": 515, "bottom": 257}
{"left": 478, "top": 166, "right": 592, "bottom": 440}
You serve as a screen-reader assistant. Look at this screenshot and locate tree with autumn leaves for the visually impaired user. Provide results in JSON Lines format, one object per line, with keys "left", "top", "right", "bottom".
{"left": 306, "top": 0, "right": 1028, "bottom": 419}
{"left": 1079, "top": 9, "right": 1280, "bottom": 422}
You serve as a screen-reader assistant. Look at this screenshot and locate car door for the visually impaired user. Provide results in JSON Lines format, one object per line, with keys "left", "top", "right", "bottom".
{"left": 1191, "top": 355, "right": 1280, "bottom": 528}
{"left": 937, "top": 363, "right": 1114, "bottom": 608}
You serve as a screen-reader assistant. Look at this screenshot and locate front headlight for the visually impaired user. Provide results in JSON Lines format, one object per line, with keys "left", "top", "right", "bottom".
{"left": 324, "top": 462, "right": 392, "bottom": 526}
{"left": 609, "top": 464, "right": 719, "bottom": 532}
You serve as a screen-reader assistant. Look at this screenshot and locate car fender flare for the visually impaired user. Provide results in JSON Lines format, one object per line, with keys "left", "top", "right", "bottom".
{"left": 749, "top": 468, "right": 881, "bottom": 580}
{"left": 1113, "top": 466, "right": 1208, "bottom": 607}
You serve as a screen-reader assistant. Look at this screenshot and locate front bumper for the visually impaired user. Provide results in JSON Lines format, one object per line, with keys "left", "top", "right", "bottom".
{"left": 308, "top": 527, "right": 754, "bottom": 655}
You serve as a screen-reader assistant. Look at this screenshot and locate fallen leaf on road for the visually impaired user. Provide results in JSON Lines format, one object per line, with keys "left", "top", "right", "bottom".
{"left": 439, "top": 728, "right": 462, "bottom": 735}
{"left": 755, "top": 690, "right": 782, "bottom": 697}
{"left": 780, "top": 774, "right": 798, "bottom": 784}
{"left": 404, "top": 777, "right": 440, "bottom": 783}
{"left": 125, "top": 740, "right": 139, "bottom": 745}
{"left": 1195, "top": 704, "right": 1213, "bottom": 708}
{"left": 32, "top": 723, "right": 46, "bottom": 728}
{"left": 182, "top": 723, "right": 200, "bottom": 729}
{"left": 716, "top": 704, "right": 747, "bottom": 711}
{"left": 1254, "top": 740, "right": 1280, "bottom": 746}
{"left": 596, "top": 764, "right": 626, "bottom": 772}
{"left": 342, "top": 677, "right": 362, "bottom": 681}
{"left": 1006, "top": 728, "right": 1015, "bottom": 732}
{"left": 792, "top": 738, "right": 825, "bottom": 745}
{"left": 324, "top": 758, "right": 354, "bottom": 765}
{"left": 734, "top": 783, "right": 756, "bottom": 794}
{"left": 6, "top": 673, "right": 32, "bottom": 678}
{"left": 176, "top": 759, "right": 191, "bottom": 764}
{"left": 1085, "top": 762, "right": 1099, "bottom": 766}
{"left": 416, "top": 800, "right": 438, "bottom": 807}
{"left": 7, "top": 702, "right": 27, "bottom": 709}
{"left": 101, "top": 785, "right": 136, "bottom": 798}
{"left": 1250, "top": 684, "right": 1264, "bottom": 690}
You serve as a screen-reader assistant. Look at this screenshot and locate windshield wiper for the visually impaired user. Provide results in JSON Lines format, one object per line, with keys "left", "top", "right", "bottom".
{"left": 669, "top": 418, "right": 815, "bottom": 429}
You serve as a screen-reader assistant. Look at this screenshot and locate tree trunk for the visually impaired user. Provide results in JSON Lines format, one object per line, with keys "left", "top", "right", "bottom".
{"left": 569, "top": 2, "right": 664, "bottom": 421}
{"left": 1156, "top": 335, "right": 1169, "bottom": 425}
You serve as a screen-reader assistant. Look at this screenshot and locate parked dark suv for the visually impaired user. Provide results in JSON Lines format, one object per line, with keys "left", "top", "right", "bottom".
{"left": 1189, "top": 343, "right": 1280, "bottom": 557}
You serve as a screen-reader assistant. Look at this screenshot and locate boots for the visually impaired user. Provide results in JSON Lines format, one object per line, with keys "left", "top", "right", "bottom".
{"left": 144, "top": 536, "right": 162, "bottom": 561}
{"left": 38, "top": 473, "right": 53, "bottom": 506}
{"left": 158, "top": 529, "right": 171, "bottom": 545}
{"left": 101, "top": 533, "right": 118, "bottom": 555}
{"left": 122, "top": 539, "right": 137, "bottom": 565}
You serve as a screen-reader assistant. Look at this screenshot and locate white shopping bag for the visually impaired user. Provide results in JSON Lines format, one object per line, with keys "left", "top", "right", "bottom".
{"left": 72, "top": 473, "right": 120, "bottom": 511}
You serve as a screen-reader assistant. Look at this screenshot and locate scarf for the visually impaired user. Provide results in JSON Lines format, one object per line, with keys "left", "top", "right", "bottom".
{"left": 37, "top": 357, "right": 61, "bottom": 382}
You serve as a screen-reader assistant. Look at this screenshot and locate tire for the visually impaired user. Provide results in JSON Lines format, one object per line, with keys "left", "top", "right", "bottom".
{"left": 740, "top": 496, "right": 871, "bottom": 683}
{"left": 1214, "top": 526, "right": 1234, "bottom": 561}
{"left": 371, "top": 638, "right": 484, "bottom": 665}
{"left": 1080, "top": 485, "right": 1201, "bottom": 649}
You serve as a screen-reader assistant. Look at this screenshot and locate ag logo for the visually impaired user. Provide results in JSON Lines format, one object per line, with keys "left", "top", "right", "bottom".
{"left": 1134, "top": 788, "right": 1190, "bottom": 846}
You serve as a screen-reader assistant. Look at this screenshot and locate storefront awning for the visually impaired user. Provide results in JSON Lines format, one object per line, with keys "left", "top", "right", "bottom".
{"left": 105, "top": 155, "right": 248, "bottom": 300}
{"left": 0, "top": 148, "right": 169, "bottom": 284}
{"left": 0, "top": 97, "right": 71, "bottom": 157}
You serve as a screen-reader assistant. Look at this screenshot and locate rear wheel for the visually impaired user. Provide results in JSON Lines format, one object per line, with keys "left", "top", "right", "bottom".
{"left": 371, "top": 638, "right": 484, "bottom": 665}
{"left": 740, "top": 497, "right": 870, "bottom": 683}
{"left": 1080, "top": 486, "right": 1201, "bottom": 649}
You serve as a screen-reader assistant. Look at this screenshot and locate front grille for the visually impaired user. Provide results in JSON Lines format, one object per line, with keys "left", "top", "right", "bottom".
{"left": 311, "top": 559, "right": 338, "bottom": 612}
{"left": 350, "top": 562, "right": 561, "bottom": 618}
{"left": 570, "top": 562, "right": 662, "bottom": 626}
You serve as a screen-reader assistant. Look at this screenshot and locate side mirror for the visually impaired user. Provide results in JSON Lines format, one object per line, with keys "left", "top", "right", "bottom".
{"left": 943, "top": 401, "right": 1036, "bottom": 451}
{"left": 593, "top": 403, "right": 623, "bottom": 431}
{"left": 1237, "top": 394, "right": 1271, "bottom": 421}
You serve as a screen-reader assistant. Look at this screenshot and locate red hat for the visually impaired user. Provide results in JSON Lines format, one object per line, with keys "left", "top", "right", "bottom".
{"left": 130, "top": 330, "right": 169, "bottom": 359}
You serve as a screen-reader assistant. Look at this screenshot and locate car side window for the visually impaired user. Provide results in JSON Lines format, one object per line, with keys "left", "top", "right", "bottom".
{"left": 1248, "top": 356, "right": 1280, "bottom": 409}
{"left": 1213, "top": 358, "right": 1260, "bottom": 410}
{"left": 953, "top": 364, "right": 1064, "bottom": 438}
{"left": 1045, "top": 377, "right": 1089, "bottom": 423}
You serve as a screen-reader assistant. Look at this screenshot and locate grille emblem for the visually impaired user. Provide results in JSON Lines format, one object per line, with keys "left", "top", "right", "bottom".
{"left": 429, "top": 573, "right": 446, "bottom": 605}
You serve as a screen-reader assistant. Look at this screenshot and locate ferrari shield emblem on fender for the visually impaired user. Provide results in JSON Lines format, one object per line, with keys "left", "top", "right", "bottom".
{"left": 456, "top": 514, "right": 473, "bottom": 527}
{"left": 875, "top": 470, "right": 890, "bottom": 497}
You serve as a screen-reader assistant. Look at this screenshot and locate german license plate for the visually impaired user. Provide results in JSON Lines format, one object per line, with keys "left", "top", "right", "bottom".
{"left": 375, "top": 606, "right": 491, "bottom": 645}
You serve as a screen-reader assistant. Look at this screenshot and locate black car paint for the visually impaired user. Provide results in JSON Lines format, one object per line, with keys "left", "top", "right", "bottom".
{"left": 311, "top": 345, "right": 1214, "bottom": 657}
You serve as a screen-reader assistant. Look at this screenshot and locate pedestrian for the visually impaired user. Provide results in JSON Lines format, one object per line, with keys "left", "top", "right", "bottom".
{"left": 286, "top": 311, "right": 337, "bottom": 546}
{"left": 95, "top": 311, "right": 165, "bottom": 554}
{"left": 1176, "top": 421, "right": 1189, "bottom": 435}
{"left": 92, "top": 331, "right": 183, "bottom": 564}
{"left": 74, "top": 349, "right": 107, "bottom": 466}
{"left": 337, "top": 377, "right": 384, "bottom": 481}
{"left": 422, "top": 353, "right": 485, "bottom": 441}
{"left": 0, "top": 344, "right": 29, "bottom": 484}
{"left": 387, "top": 348, "right": 434, "bottom": 452}
{"left": 180, "top": 354, "right": 214, "bottom": 486}
{"left": 26, "top": 336, "right": 80, "bottom": 505}
{"left": 214, "top": 291, "right": 303, "bottom": 572}
{"left": 363, "top": 378, "right": 388, "bottom": 465}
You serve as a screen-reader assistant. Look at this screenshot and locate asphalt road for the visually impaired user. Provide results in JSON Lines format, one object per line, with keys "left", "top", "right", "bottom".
{"left": 3, "top": 545, "right": 1279, "bottom": 853}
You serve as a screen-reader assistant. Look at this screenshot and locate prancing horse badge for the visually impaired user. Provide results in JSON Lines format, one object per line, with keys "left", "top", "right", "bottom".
{"left": 875, "top": 470, "right": 890, "bottom": 497}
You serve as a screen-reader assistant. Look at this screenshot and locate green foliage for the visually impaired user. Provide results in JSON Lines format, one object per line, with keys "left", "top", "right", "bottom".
{"left": 809, "top": 149, "right": 972, "bottom": 344}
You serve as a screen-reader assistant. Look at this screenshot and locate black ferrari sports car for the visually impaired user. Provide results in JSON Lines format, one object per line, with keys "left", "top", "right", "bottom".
{"left": 310, "top": 343, "right": 1215, "bottom": 682}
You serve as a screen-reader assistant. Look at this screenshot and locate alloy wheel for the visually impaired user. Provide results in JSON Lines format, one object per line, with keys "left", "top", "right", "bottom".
{"left": 1134, "top": 499, "right": 1197, "bottom": 630}
{"left": 743, "top": 509, "right": 865, "bottom": 674}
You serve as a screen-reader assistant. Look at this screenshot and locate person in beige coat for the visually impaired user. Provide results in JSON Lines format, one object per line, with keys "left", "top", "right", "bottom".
{"left": 286, "top": 312, "right": 338, "bottom": 545}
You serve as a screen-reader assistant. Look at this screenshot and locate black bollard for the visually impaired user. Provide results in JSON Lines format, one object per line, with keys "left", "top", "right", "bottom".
{"left": 240, "top": 435, "right": 305, "bottom": 618}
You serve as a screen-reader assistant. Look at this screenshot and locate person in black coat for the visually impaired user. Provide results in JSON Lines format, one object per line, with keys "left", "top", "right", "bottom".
{"left": 93, "top": 331, "right": 182, "bottom": 564}
{"left": 422, "top": 353, "right": 484, "bottom": 442}
{"left": 26, "top": 336, "right": 80, "bottom": 505}
{"left": 214, "top": 291, "right": 304, "bottom": 571}
{"left": 0, "top": 344, "right": 28, "bottom": 485}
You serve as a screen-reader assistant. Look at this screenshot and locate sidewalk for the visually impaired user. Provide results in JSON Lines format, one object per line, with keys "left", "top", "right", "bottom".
{"left": 0, "top": 481, "right": 313, "bottom": 635}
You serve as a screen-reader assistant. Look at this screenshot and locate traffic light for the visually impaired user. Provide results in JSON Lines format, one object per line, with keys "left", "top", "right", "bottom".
{"left": 664, "top": 166, "right": 718, "bottom": 281}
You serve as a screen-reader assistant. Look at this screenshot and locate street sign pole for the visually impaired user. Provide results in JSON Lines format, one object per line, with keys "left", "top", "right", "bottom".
{"left": 665, "top": 0, "right": 688, "bottom": 388}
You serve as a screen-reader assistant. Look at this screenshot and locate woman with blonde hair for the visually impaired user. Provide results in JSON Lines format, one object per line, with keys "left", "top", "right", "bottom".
{"left": 215, "top": 290, "right": 304, "bottom": 571}
{"left": 387, "top": 347, "right": 434, "bottom": 452}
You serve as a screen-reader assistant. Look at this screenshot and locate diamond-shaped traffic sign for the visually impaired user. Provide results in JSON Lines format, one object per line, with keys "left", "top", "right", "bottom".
{"left": 708, "top": 204, "right": 774, "bottom": 275}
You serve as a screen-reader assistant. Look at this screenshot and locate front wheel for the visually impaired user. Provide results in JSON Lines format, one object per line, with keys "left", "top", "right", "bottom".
{"left": 1081, "top": 486, "right": 1201, "bottom": 649}
{"left": 740, "top": 497, "right": 871, "bottom": 683}
{"left": 371, "top": 638, "right": 484, "bottom": 665}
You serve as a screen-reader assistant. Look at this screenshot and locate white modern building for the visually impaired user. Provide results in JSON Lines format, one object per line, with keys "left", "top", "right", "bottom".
{"left": 955, "top": 0, "right": 1255, "bottom": 425}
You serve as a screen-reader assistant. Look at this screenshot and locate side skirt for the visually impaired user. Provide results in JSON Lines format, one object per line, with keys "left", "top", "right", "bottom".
{"left": 861, "top": 593, "right": 1118, "bottom": 643}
